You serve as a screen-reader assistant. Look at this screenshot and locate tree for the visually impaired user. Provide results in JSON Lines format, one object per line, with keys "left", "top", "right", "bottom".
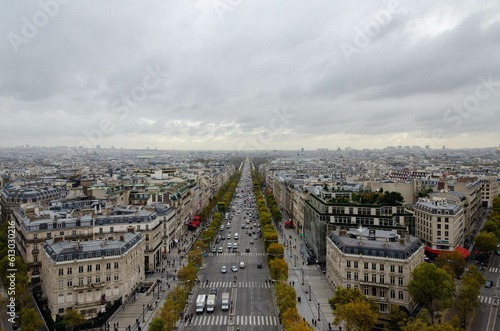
{"left": 329, "top": 287, "right": 378, "bottom": 313}
{"left": 388, "top": 304, "right": 409, "bottom": 331}
{"left": 333, "top": 299, "right": 378, "bottom": 331}
{"left": 274, "top": 282, "right": 296, "bottom": 315}
{"left": 282, "top": 307, "right": 314, "bottom": 330}
{"left": 270, "top": 258, "right": 288, "bottom": 281}
{"left": 177, "top": 265, "right": 196, "bottom": 286}
{"left": 454, "top": 266, "right": 486, "bottom": 328}
{"left": 474, "top": 231, "right": 498, "bottom": 252}
{"left": 267, "top": 243, "right": 284, "bottom": 261}
{"left": 62, "top": 308, "right": 85, "bottom": 331}
{"left": 148, "top": 317, "right": 167, "bottom": 331}
{"left": 436, "top": 250, "right": 466, "bottom": 279}
{"left": 407, "top": 263, "right": 455, "bottom": 323}
{"left": 481, "top": 220, "right": 499, "bottom": 237}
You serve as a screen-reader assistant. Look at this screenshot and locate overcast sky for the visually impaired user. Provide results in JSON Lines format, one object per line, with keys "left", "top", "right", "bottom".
{"left": 1, "top": 0, "right": 499, "bottom": 150}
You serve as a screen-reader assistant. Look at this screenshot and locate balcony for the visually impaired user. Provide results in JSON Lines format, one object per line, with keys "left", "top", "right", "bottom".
{"left": 73, "top": 282, "right": 105, "bottom": 290}
{"left": 32, "top": 248, "right": 39, "bottom": 254}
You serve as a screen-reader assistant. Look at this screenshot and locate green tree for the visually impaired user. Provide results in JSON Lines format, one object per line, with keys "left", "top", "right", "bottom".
{"left": 388, "top": 304, "right": 409, "bottom": 331}
{"left": 333, "top": 299, "right": 378, "bottom": 331}
{"left": 62, "top": 307, "right": 85, "bottom": 331}
{"left": 474, "top": 231, "right": 498, "bottom": 252}
{"left": 481, "top": 219, "right": 499, "bottom": 237}
{"left": 436, "top": 250, "right": 467, "bottom": 279}
{"left": 407, "top": 263, "right": 455, "bottom": 323}
{"left": 267, "top": 243, "right": 284, "bottom": 261}
{"left": 329, "top": 287, "right": 378, "bottom": 313}
{"left": 177, "top": 265, "right": 196, "bottom": 286}
{"left": 148, "top": 317, "right": 167, "bottom": 331}
{"left": 275, "top": 282, "right": 296, "bottom": 315}
{"left": 270, "top": 258, "right": 288, "bottom": 281}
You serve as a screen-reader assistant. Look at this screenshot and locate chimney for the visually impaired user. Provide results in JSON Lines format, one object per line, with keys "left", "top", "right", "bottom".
{"left": 339, "top": 230, "right": 346, "bottom": 236}
{"left": 101, "top": 239, "right": 106, "bottom": 247}
{"left": 120, "top": 235, "right": 125, "bottom": 241}
{"left": 54, "top": 237, "right": 64, "bottom": 243}
{"left": 406, "top": 234, "right": 411, "bottom": 241}
{"left": 127, "top": 227, "right": 135, "bottom": 234}
{"left": 75, "top": 240, "right": 80, "bottom": 250}
{"left": 399, "top": 238, "right": 406, "bottom": 245}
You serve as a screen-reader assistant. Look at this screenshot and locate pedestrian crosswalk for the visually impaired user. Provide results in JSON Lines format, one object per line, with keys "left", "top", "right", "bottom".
{"left": 214, "top": 252, "right": 266, "bottom": 256}
{"left": 488, "top": 267, "right": 498, "bottom": 273}
{"left": 478, "top": 295, "right": 498, "bottom": 304}
{"left": 191, "top": 315, "right": 277, "bottom": 326}
{"left": 200, "top": 281, "right": 271, "bottom": 288}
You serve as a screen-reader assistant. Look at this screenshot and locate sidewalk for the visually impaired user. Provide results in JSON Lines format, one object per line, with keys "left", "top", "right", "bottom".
{"left": 109, "top": 226, "right": 205, "bottom": 331}
{"left": 276, "top": 221, "right": 337, "bottom": 331}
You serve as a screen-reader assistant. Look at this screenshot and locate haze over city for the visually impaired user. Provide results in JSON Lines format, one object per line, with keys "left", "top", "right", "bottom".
{"left": 1, "top": 0, "right": 500, "bottom": 149}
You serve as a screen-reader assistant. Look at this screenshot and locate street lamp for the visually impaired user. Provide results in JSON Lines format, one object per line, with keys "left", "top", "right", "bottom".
{"left": 142, "top": 304, "right": 145, "bottom": 322}
{"left": 318, "top": 302, "right": 321, "bottom": 321}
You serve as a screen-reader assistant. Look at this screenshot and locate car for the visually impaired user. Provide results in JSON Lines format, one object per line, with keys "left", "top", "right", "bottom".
{"left": 250, "top": 239, "right": 254, "bottom": 244}
{"left": 241, "top": 224, "right": 246, "bottom": 229}
{"left": 239, "top": 262, "right": 245, "bottom": 269}
{"left": 210, "top": 288, "right": 217, "bottom": 295}
{"left": 218, "top": 247, "right": 223, "bottom": 253}
{"left": 212, "top": 246, "right": 217, "bottom": 253}
{"left": 496, "top": 250, "right": 500, "bottom": 255}
{"left": 257, "top": 263, "right": 262, "bottom": 269}
{"left": 221, "top": 235, "right": 226, "bottom": 240}
{"left": 215, "top": 238, "right": 220, "bottom": 244}
{"left": 245, "top": 247, "right": 250, "bottom": 252}
{"left": 485, "top": 280, "right": 494, "bottom": 288}
{"left": 231, "top": 266, "right": 238, "bottom": 272}
{"left": 424, "top": 255, "right": 429, "bottom": 261}
{"left": 221, "top": 266, "right": 227, "bottom": 273}
{"left": 228, "top": 243, "right": 232, "bottom": 249}
{"left": 227, "top": 234, "right": 231, "bottom": 240}
{"left": 233, "top": 243, "right": 238, "bottom": 250}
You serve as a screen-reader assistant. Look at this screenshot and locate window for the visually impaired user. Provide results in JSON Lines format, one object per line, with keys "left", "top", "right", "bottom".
{"left": 67, "top": 267, "right": 72, "bottom": 274}
{"left": 380, "top": 275, "right": 385, "bottom": 284}
{"left": 106, "top": 274, "right": 111, "bottom": 282}
{"left": 59, "top": 308, "right": 64, "bottom": 314}
{"left": 79, "top": 266, "right": 84, "bottom": 273}
{"left": 67, "top": 279, "right": 73, "bottom": 287}
{"left": 437, "top": 231, "right": 441, "bottom": 236}
{"left": 96, "top": 264, "right": 100, "bottom": 271}
{"left": 73, "top": 230, "right": 77, "bottom": 235}
{"left": 372, "top": 287, "right": 377, "bottom": 296}
{"left": 114, "top": 262, "right": 119, "bottom": 269}
{"left": 347, "top": 272, "right": 351, "bottom": 279}
{"left": 60, "top": 231, "right": 64, "bottom": 235}
{"left": 59, "top": 268, "right": 64, "bottom": 276}
{"left": 346, "top": 284, "right": 351, "bottom": 289}
{"left": 399, "top": 277, "right": 404, "bottom": 286}
{"left": 58, "top": 280, "right": 64, "bottom": 289}
{"left": 364, "top": 273, "right": 369, "bottom": 282}
{"left": 34, "top": 234, "right": 37, "bottom": 239}
{"left": 372, "top": 263, "right": 376, "bottom": 270}
{"left": 398, "top": 266, "right": 403, "bottom": 273}
{"left": 96, "top": 275, "right": 101, "bottom": 284}
{"left": 445, "top": 231, "right": 449, "bottom": 237}
{"left": 380, "top": 264, "right": 384, "bottom": 271}
{"left": 390, "top": 265, "right": 395, "bottom": 272}
{"left": 380, "top": 288, "right": 385, "bottom": 298}
{"left": 390, "top": 276, "right": 395, "bottom": 285}
{"left": 380, "top": 304, "right": 386, "bottom": 313}
{"left": 47, "top": 233, "right": 52, "bottom": 239}
{"left": 372, "top": 274, "right": 377, "bottom": 283}
{"left": 114, "top": 273, "right": 119, "bottom": 281}
{"left": 78, "top": 277, "right": 84, "bottom": 287}
{"left": 347, "top": 260, "right": 351, "bottom": 267}
{"left": 354, "top": 261, "right": 358, "bottom": 268}
{"left": 87, "top": 265, "right": 92, "bottom": 272}
{"left": 399, "top": 291, "right": 404, "bottom": 300}
{"left": 354, "top": 272, "right": 359, "bottom": 280}
{"left": 364, "top": 287, "right": 369, "bottom": 296}
{"left": 364, "top": 262, "right": 369, "bottom": 269}
{"left": 33, "top": 255, "right": 38, "bottom": 262}
{"left": 106, "top": 263, "right": 111, "bottom": 270}
{"left": 390, "top": 290, "right": 395, "bottom": 299}
{"left": 87, "top": 276, "right": 92, "bottom": 285}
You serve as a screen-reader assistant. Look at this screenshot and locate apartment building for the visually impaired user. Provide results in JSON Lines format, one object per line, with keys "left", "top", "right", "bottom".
{"left": 41, "top": 232, "right": 144, "bottom": 320}
{"left": 480, "top": 176, "right": 500, "bottom": 208}
{"left": 414, "top": 198, "right": 464, "bottom": 254}
{"left": 326, "top": 228, "right": 424, "bottom": 314}
{"left": 13, "top": 206, "right": 162, "bottom": 283}
{"left": 0, "top": 185, "right": 67, "bottom": 222}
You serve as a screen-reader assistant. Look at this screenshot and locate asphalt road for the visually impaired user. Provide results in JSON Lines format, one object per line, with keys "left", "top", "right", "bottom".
{"left": 183, "top": 162, "right": 279, "bottom": 331}
{"left": 472, "top": 252, "right": 500, "bottom": 331}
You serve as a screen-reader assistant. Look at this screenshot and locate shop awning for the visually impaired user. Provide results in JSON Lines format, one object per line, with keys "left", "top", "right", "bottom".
{"left": 424, "top": 246, "right": 440, "bottom": 255}
{"left": 455, "top": 246, "right": 469, "bottom": 258}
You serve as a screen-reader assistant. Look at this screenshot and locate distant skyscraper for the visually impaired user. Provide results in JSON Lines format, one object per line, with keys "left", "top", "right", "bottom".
{"left": 301, "top": 147, "right": 304, "bottom": 152}
{"left": 442, "top": 146, "right": 445, "bottom": 150}
{"left": 496, "top": 144, "right": 500, "bottom": 156}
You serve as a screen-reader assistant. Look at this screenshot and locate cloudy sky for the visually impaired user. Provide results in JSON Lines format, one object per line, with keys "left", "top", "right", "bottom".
{"left": 1, "top": 0, "right": 500, "bottom": 150}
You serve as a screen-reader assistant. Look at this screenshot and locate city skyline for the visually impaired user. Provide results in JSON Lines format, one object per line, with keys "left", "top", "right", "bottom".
{"left": 1, "top": 1, "right": 500, "bottom": 150}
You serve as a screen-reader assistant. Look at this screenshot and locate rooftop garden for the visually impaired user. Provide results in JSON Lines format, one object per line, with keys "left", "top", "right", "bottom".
{"left": 327, "top": 188, "right": 404, "bottom": 205}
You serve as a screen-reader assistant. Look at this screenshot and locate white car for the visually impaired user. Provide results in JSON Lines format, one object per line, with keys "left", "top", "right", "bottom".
{"left": 221, "top": 266, "right": 227, "bottom": 273}
{"left": 227, "top": 234, "right": 231, "bottom": 240}
{"left": 239, "top": 262, "right": 245, "bottom": 269}
{"left": 231, "top": 266, "right": 238, "bottom": 272}
{"left": 228, "top": 243, "right": 232, "bottom": 249}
